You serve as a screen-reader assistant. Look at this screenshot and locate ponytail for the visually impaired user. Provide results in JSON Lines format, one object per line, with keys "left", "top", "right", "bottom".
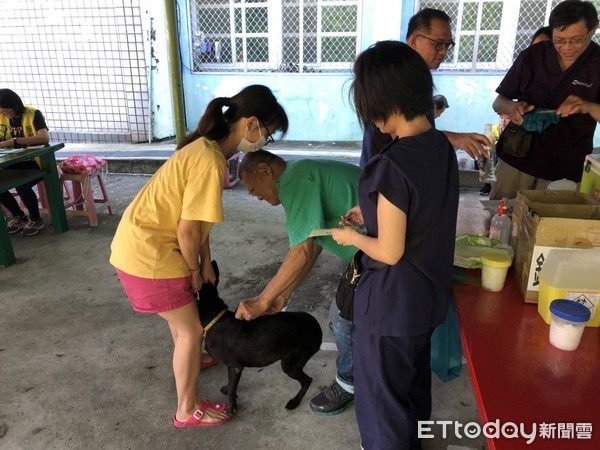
{"left": 177, "top": 85, "right": 289, "bottom": 150}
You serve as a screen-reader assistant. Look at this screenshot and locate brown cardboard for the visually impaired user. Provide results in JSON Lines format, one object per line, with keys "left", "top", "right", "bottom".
{"left": 511, "top": 190, "right": 600, "bottom": 303}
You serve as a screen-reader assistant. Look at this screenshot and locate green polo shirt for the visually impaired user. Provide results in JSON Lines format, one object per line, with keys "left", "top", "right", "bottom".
{"left": 276, "top": 159, "right": 360, "bottom": 264}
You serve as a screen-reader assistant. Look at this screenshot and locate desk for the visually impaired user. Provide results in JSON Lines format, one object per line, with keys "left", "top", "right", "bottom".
{"left": 454, "top": 273, "right": 600, "bottom": 450}
{"left": 0, "top": 143, "right": 68, "bottom": 266}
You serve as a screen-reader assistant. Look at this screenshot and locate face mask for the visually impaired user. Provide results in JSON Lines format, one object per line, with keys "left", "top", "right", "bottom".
{"left": 238, "top": 122, "right": 268, "bottom": 152}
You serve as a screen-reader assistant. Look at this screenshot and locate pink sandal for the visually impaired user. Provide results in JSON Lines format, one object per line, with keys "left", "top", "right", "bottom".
{"left": 200, "top": 351, "right": 219, "bottom": 370}
{"left": 173, "top": 400, "right": 230, "bottom": 428}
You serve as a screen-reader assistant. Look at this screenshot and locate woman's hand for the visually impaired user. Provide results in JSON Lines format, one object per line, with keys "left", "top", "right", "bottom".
{"left": 191, "top": 271, "right": 203, "bottom": 293}
{"left": 0, "top": 139, "right": 13, "bottom": 149}
{"left": 340, "top": 206, "right": 364, "bottom": 226}
{"left": 201, "top": 260, "right": 216, "bottom": 286}
{"left": 330, "top": 226, "right": 359, "bottom": 246}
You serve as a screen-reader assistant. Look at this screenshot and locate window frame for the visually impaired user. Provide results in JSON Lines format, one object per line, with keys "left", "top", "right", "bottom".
{"left": 187, "top": 0, "right": 362, "bottom": 73}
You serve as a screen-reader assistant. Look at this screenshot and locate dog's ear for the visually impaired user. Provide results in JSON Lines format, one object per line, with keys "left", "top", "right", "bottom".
{"left": 211, "top": 260, "right": 219, "bottom": 287}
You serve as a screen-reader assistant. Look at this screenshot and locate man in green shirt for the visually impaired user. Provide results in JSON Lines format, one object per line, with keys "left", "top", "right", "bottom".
{"left": 235, "top": 149, "right": 359, "bottom": 415}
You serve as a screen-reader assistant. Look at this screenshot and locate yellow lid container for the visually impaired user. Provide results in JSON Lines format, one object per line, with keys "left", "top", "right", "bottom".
{"left": 538, "top": 248, "right": 600, "bottom": 327}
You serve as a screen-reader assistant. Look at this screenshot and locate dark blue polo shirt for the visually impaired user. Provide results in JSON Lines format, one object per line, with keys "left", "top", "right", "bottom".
{"left": 355, "top": 128, "right": 459, "bottom": 337}
{"left": 496, "top": 41, "right": 600, "bottom": 181}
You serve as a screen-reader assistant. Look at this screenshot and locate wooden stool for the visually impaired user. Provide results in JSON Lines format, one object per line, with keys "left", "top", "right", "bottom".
{"left": 60, "top": 161, "right": 112, "bottom": 227}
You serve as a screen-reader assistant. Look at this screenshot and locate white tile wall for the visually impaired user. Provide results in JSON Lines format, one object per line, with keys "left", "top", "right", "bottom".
{"left": 0, "top": 0, "right": 149, "bottom": 143}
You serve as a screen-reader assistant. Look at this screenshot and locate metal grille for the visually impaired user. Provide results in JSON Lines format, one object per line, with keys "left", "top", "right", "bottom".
{"left": 0, "top": 0, "right": 149, "bottom": 143}
{"left": 189, "top": 0, "right": 361, "bottom": 73}
{"left": 417, "top": 0, "right": 600, "bottom": 72}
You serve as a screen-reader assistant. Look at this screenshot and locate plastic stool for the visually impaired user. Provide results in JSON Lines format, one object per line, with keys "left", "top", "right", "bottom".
{"left": 60, "top": 161, "right": 112, "bottom": 226}
{"left": 224, "top": 152, "right": 241, "bottom": 189}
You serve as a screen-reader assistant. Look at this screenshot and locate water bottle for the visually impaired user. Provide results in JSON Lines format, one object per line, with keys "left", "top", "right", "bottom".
{"left": 479, "top": 124, "right": 497, "bottom": 183}
{"left": 489, "top": 201, "right": 511, "bottom": 245}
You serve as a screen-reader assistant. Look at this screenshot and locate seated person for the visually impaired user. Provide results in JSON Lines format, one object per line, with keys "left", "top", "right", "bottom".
{"left": 0, "top": 89, "right": 50, "bottom": 236}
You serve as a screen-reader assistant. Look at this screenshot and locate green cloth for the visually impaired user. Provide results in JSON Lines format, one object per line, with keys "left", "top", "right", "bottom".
{"left": 277, "top": 159, "right": 360, "bottom": 264}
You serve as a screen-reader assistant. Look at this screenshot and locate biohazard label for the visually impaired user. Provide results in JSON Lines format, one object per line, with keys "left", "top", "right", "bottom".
{"left": 566, "top": 292, "right": 600, "bottom": 320}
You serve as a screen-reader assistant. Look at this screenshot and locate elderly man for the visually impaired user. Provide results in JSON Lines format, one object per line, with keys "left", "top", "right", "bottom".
{"left": 235, "top": 149, "right": 360, "bottom": 415}
{"left": 491, "top": 0, "right": 600, "bottom": 200}
{"left": 360, "top": 8, "right": 492, "bottom": 166}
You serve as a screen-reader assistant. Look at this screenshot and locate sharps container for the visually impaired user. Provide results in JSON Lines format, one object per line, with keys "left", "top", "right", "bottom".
{"left": 538, "top": 248, "right": 600, "bottom": 327}
{"left": 481, "top": 252, "right": 512, "bottom": 292}
{"left": 549, "top": 300, "right": 590, "bottom": 351}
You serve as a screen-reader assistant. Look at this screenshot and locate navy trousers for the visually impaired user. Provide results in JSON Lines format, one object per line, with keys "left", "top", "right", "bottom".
{"left": 354, "top": 327, "right": 433, "bottom": 450}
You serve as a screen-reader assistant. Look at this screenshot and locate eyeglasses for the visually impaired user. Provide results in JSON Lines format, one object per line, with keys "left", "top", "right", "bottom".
{"left": 265, "top": 128, "right": 275, "bottom": 145}
{"left": 417, "top": 34, "right": 455, "bottom": 52}
{"left": 247, "top": 165, "right": 259, "bottom": 196}
{"left": 257, "top": 120, "right": 275, "bottom": 145}
{"left": 552, "top": 32, "right": 590, "bottom": 47}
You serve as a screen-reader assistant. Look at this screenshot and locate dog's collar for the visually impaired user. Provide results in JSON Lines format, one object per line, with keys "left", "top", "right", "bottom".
{"left": 203, "top": 309, "right": 228, "bottom": 337}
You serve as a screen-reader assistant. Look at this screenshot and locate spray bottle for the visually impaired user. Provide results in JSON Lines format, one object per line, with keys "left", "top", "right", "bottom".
{"left": 489, "top": 201, "right": 511, "bottom": 245}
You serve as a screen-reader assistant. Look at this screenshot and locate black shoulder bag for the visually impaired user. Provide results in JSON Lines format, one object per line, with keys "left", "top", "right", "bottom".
{"left": 500, "top": 47, "right": 595, "bottom": 158}
{"left": 335, "top": 141, "right": 455, "bottom": 321}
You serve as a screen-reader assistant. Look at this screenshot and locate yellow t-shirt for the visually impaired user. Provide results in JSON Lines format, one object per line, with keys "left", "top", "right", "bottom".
{"left": 110, "top": 137, "right": 226, "bottom": 278}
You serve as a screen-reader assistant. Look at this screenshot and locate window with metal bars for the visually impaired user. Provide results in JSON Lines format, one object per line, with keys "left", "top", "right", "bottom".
{"left": 416, "top": 0, "right": 600, "bottom": 72}
{"left": 188, "top": 0, "right": 361, "bottom": 73}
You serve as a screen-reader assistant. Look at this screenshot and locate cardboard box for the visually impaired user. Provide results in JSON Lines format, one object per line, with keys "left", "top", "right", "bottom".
{"left": 511, "top": 190, "right": 600, "bottom": 303}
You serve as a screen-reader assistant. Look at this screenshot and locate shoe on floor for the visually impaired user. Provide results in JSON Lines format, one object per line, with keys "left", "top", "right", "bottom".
{"left": 21, "top": 218, "right": 45, "bottom": 236}
{"left": 200, "top": 351, "right": 219, "bottom": 370}
{"left": 173, "top": 400, "right": 230, "bottom": 428}
{"left": 6, "top": 215, "right": 28, "bottom": 234}
{"left": 479, "top": 183, "right": 491, "bottom": 196}
{"left": 309, "top": 380, "right": 354, "bottom": 415}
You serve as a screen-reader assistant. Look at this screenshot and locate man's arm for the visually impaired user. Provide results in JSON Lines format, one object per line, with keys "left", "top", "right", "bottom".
{"left": 492, "top": 94, "right": 534, "bottom": 125}
{"left": 442, "top": 130, "right": 491, "bottom": 161}
{"left": 235, "top": 238, "right": 322, "bottom": 320}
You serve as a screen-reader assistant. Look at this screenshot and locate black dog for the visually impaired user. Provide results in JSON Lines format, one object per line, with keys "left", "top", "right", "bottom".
{"left": 196, "top": 261, "right": 323, "bottom": 414}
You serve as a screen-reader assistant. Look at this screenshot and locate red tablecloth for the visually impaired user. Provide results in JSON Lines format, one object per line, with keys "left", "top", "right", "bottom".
{"left": 454, "top": 272, "right": 600, "bottom": 450}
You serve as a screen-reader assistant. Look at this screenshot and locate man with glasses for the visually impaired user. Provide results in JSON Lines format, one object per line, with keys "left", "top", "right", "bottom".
{"left": 360, "top": 8, "right": 492, "bottom": 166}
{"left": 235, "top": 149, "right": 361, "bottom": 416}
{"left": 491, "top": 0, "right": 600, "bottom": 200}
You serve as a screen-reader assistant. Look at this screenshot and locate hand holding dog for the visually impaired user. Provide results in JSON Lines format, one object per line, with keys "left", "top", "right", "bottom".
{"left": 236, "top": 297, "right": 269, "bottom": 321}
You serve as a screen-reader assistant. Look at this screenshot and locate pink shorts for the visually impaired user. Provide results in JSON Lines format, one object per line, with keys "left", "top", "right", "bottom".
{"left": 116, "top": 269, "right": 194, "bottom": 313}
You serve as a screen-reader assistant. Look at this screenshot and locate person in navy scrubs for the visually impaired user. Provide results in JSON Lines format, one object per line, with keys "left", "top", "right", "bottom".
{"left": 331, "top": 41, "right": 459, "bottom": 450}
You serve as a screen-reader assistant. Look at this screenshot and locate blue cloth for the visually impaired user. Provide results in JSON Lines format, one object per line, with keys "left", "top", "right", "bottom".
{"left": 430, "top": 296, "right": 463, "bottom": 382}
{"left": 522, "top": 108, "right": 560, "bottom": 133}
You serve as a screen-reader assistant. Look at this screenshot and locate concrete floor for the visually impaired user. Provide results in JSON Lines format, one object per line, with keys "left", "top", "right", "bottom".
{"left": 0, "top": 166, "right": 491, "bottom": 449}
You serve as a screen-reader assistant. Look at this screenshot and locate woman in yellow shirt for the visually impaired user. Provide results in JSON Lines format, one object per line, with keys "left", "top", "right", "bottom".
{"left": 110, "top": 85, "right": 288, "bottom": 428}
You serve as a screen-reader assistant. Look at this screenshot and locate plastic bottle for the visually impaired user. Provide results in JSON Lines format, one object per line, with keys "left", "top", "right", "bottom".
{"left": 479, "top": 123, "right": 497, "bottom": 183}
{"left": 489, "top": 201, "right": 511, "bottom": 244}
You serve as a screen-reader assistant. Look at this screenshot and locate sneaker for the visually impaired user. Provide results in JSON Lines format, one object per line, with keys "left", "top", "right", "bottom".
{"left": 309, "top": 380, "right": 354, "bottom": 415}
{"left": 21, "top": 218, "right": 45, "bottom": 237}
{"left": 6, "top": 216, "right": 28, "bottom": 234}
{"left": 479, "top": 183, "right": 492, "bottom": 196}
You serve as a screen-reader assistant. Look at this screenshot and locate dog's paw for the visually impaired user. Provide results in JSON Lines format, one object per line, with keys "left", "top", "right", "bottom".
{"left": 285, "top": 398, "right": 301, "bottom": 410}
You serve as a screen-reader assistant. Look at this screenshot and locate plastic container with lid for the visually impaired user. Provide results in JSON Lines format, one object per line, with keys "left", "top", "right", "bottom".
{"left": 481, "top": 252, "right": 512, "bottom": 292}
{"left": 549, "top": 299, "right": 590, "bottom": 351}
{"left": 538, "top": 248, "right": 600, "bottom": 327}
{"left": 547, "top": 178, "right": 578, "bottom": 191}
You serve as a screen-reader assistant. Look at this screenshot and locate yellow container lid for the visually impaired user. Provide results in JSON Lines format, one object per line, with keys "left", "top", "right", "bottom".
{"left": 481, "top": 252, "right": 512, "bottom": 268}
